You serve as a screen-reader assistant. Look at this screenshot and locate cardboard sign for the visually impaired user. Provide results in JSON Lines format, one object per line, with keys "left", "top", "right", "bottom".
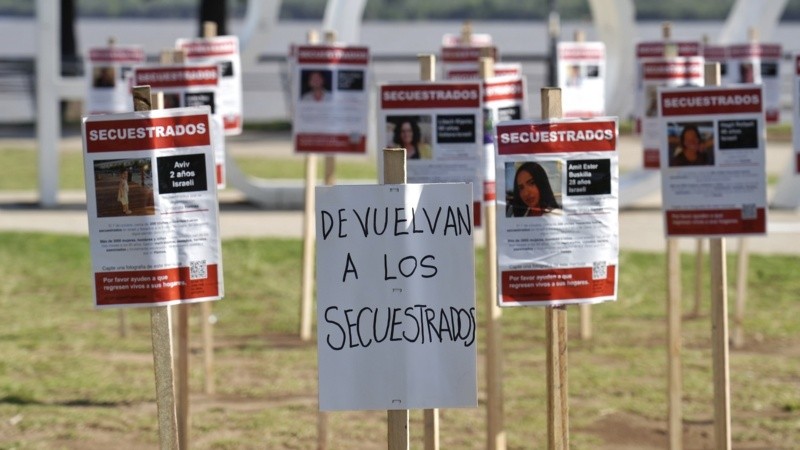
{"left": 557, "top": 41, "right": 606, "bottom": 118}
{"left": 482, "top": 76, "right": 528, "bottom": 201}
{"left": 728, "top": 43, "right": 782, "bottom": 123}
{"left": 133, "top": 64, "right": 227, "bottom": 188}
{"left": 292, "top": 45, "right": 370, "bottom": 155}
{"left": 316, "top": 183, "right": 477, "bottom": 411}
{"left": 378, "top": 81, "right": 484, "bottom": 221}
{"left": 85, "top": 45, "right": 145, "bottom": 114}
{"left": 494, "top": 118, "right": 619, "bottom": 307}
{"left": 658, "top": 86, "right": 767, "bottom": 236}
{"left": 177, "top": 35, "right": 244, "bottom": 135}
{"left": 640, "top": 57, "right": 704, "bottom": 168}
{"left": 81, "top": 107, "right": 223, "bottom": 309}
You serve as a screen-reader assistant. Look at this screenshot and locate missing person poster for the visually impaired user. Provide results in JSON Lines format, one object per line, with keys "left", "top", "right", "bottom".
{"left": 728, "top": 43, "right": 782, "bottom": 123}
{"left": 85, "top": 45, "right": 145, "bottom": 114}
{"left": 557, "top": 41, "right": 606, "bottom": 118}
{"left": 658, "top": 86, "right": 767, "bottom": 236}
{"left": 378, "top": 81, "right": 484, "bottom": 222}
{"left": 177, "top": 35, "right": 244, "bottom": 135}
{"left": 82, "top": 107, "right": 223, "bottom": 309}
{"left": 292, "top": 45, "right": 370, "bottom": 155}
{"left": 793, "top": 54, "right": 800, "bottom": 173}
{"left": 494, "top": 118, "right": 619, "bottom": 307}
{"left": 315, "top": 183, "right": 477, "bottom": 411}
{"left": 482, "top": 76, "right": 527, "bottom": 202}
{"left": 641, "top": 57, "right": 704, "bottom": 168}
{"left": 133, "top": 64, "right": 226, "bottom": 187}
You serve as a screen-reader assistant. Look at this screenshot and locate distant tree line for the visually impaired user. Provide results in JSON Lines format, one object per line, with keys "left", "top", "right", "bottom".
{"left": 5, "top": 0, "right": 800, "bottom": 21}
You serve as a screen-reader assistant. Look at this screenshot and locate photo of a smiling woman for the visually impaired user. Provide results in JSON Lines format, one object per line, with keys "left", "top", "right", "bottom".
{"left": 506, "top": 161, "right": 562, "bottom": 217}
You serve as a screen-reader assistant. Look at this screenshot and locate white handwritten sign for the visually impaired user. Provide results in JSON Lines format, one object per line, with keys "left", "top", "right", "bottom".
{"left": 316, "top": 183, "right": 477, "bottom": 411}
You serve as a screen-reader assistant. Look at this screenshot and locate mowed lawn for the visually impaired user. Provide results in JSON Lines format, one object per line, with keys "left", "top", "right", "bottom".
{"left": 0, "top": 233, "right": 798, "bottom": 449}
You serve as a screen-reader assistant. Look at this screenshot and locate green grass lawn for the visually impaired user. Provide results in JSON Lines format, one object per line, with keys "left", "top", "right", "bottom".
{"left": 0, "top": 233, "right": 797, "bottom": 449}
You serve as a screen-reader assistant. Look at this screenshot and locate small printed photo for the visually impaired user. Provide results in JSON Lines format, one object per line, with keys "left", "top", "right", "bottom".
{"left": 92, "top": 66, "right": 116, "bottom": 88}
{"left": 585, "top": 64, "right": 600, "bottom": 78}
{"left": 504, "top": 160, "right": 563, "bottom": 218}
{"left": 385, "top": 115, "right": 433, "bottom": 160}
{"left": 93, "top": 158, "right": 156, "bottom": 218}
{"left": 219, "top": 60, "right": 234, "bottom": 77}
{"left": 566, "top": 64, "right": 582, "bottom": 87}
{"left": 667, "top": 121, "right": 715, "bottom": 167}
{"left": 163, "top": 93, "right": 181, "bottom": 109}
{"left": 299, "top": 69, "right": 333, "bottom": 102}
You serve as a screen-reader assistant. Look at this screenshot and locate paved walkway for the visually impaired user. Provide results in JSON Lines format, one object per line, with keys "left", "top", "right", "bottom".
{"left": 1, "top": 133, "right": 798, "bottom": 255}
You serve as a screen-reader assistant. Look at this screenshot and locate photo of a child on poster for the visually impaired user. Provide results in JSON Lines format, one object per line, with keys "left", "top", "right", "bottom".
{"left": 93, "top": 158, "right": 155, "bottom": 218}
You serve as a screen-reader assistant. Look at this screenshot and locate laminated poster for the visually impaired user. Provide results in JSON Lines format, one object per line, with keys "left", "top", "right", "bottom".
{"left": 658, "top": 85, "right": 767, "bottom": 237}
{"left": 82, "top": 107, "right": 223, "bottom": 309}
{"left": 495, "top": 118, "right": 619, "bottom": 307}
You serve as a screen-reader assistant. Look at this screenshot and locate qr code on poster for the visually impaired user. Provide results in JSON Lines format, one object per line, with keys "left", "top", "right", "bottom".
{"left": 190, "top": 260, "right": 207, "bottom": 280}
{"left": 741, "top": 203, "right": 756, "bottom": 220}
{"left": 592, "top": 261, "right": 607, "bottom": 280}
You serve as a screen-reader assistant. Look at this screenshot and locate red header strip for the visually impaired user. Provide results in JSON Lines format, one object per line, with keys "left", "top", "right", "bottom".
{"left": 441, "top": 46, "right": 498, "bottom": 63}
{"left": 381, "top": 83, "right": 482, "bottom": 109}
{"left": 89, "top": 47, "right": 145, "bottom": 63}
{"left": 484, "top": 78, "right": 525, "bottom": 102}
{"left": 95, "top": 265, "right": 220, "bottom": 307}
{"left": 296, "top": 45, "right": 369, "bottom": 65}
{"left": 636, "top": 41, "right": 701, "bottom": 58}
{"left": 660, "top": 87, "right": 763, "bottom": 116}
{"left": 642, "top": 60, "right": 703, "bottom": 80}
{"left": 496, "top": 121, "right": 616, "bottom": 155}
{"left": 179, "top": 37, "right": 238, "bottom": 57}
{"left": 85, "top": 114, "right": 210, "bottom": 153}
{"left": 134, "top": 66, "right": 219, "bottom": 88}
{"left": 666, "top": 209, "right": 766, "bottom": 236}
{"left": 729, "top": 43, "right": 782, "bottom": 59}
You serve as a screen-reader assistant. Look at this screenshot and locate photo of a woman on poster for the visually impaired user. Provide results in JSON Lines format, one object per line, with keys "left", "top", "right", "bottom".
{"left": 668, "top": 122, "right": 714, "bottom": 167}
{"left": 506, "top": 162, "right": 561, "bottom": 217}
{"left": 300, "top": 69, "right": 332, "bottom": 102}
{"left": 387, "top": 116, "right": 432, "bottom": 160}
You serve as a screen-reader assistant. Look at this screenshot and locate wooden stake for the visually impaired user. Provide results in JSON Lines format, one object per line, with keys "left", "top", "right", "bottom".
{"left": 480, "top": 55, "right": 506, "bottom": 450}
{"left": 384, "top": 148, "right": 409, "bottom": 450}
{"left": 705, "top": 61, "right": 731, "bottom": 450}
{"left": 693, "top": 239, "right": 704, "bottom": 317}
{"left": 198, "top": 18, "right": 218, "bottom": 398}
{"left": 419, "top": 54, "right": 436, "bottom": 82}
{"left": 176, "top": 305, "right": 189, "bottom": 450}
{"left": 541, "top": 88, "right": 569, "bottom": 450}
{"left": 667, "top": 239, "right": 683, "bottom": 450}
{"left": 133, "top": 85, "right": 179, "bottom": 450}
{"left": 323, "top": 31, "right": 337, "bottom": 186}
{"left": 300, "top": 154, "right": 317, "bottom": 342}
{"left": 733, "top": 238, "right": 749, "bottom": 348}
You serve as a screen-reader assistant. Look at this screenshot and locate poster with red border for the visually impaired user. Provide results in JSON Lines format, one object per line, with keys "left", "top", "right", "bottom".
{"left": 634, "top": 41, "right": 701, "bottom": 134}
{"left": 133, "top": 64, "right": 227, "bottom": 187}
{"left": 81, "top": 107, "right": 223, "bottom": 309}
{"left": 85, "top": 45, "right": 145, "bottom": 115}
{"left": 494, "top": 118, "right": 619, "bottom": 307}
{"left": 315, "top": 183, "right": 477, "bottom": 411}
{"left": 641, "top": 57, "right": 704, "bottom": 168}
{"left": 292, "top": 45, "right": 370, "bottom": 155}
{"left": 793, "top": 54, "right": 800, "bottom": 174}
{"left": 378, "top": 81, "right": 484, "bottom": 224}
{"left": 482, "top": 76, "right": 527, "bottom": 203}
{"left": 658, "top": 86, "right": 767, "bottom": 237}
{"left": 557, "top": 41, "right": 606, "bottom": 118}
{"left": 728, "top": 43, "right": 782, "bottom": 123}
{"left": 177, "top": 35, "right": 244, "bottom": 135}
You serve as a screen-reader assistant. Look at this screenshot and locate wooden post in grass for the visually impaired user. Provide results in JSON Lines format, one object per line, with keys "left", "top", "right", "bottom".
{"left": 418, "top": 52, "right": 441, "bottom": 450}
{"left": 383, "top": 147, "right": 410, "bottom": 450}
{"left": 667, "top": 238, "right": 682, "bottom": 450}
{"left": 323, "top": 30, "right": 337, "bottom": 186}
{"left": 705, "top": 62, "right": 732, "bottom": 450}
{"left": 732, "top": 238, "right": 748, "bottom": 348}
{"left": 574, "top": 29, "right": 592, "bottom": 342}
{"left": 299, "top": 29, "right": 320, "bottom": 343}
{"left": 199, "top": 20, "right": 217, "bottom": 396}
{"left": 133, "top": 85, "right": 180, "bottom": 450}
{"left": 692, "top": 239, "right": 704, "bottom": 317}
{"left": 479, "top": 53, "right": 506, "bottom": 450}
{"left": 541, "top": 88, "right": 569, "bottom": 450}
